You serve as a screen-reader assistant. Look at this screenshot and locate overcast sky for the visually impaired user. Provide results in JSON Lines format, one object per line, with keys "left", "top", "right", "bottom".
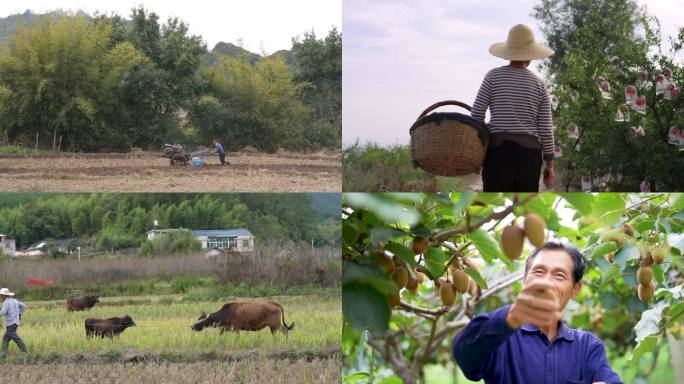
{"left": 0, "top": 0, "right": 340, "bottom": 54}
{"left": 343, "top": 0, "right": 684, "bottom": 147}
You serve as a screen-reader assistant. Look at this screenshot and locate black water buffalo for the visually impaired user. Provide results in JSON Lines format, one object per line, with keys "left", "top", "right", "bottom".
{"left": 85, "top": 315, "right": 136, "bottom": 338}
{"left": 66, "top": 295, "right": 100, "bottom": 311}
{"left": 191, "top": 301, "right": 294, "bottom": 337}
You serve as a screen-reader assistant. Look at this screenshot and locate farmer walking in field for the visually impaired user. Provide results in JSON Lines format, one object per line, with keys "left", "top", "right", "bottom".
{"left": 452, "top": 242, "right": 622, "bottom": 384}
{"left": 472, "top": 24, "right": 555, "bottom": 192}
{"left": 213, "top": 138, "right": 229, "bottom": 166}
{"left": 0, "top": 287, "right": 28, "bottom": 358}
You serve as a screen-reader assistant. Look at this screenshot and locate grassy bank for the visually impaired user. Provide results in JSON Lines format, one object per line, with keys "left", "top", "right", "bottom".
{"left": 342, "top": 143, "right": 466, "bottom": 191}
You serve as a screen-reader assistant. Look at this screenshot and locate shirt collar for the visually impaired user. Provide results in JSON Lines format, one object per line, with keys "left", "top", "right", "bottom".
{"left": 520, "top": 320, "right": 575, "bottom": 341}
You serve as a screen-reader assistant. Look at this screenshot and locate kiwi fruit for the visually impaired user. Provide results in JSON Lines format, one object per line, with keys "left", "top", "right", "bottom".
{"left": 388, "top": 291, "right": 401, "bottom": 307}
{"left": 392, "top": 266, "right": 409, "bottom": 288}
{"left": 636, "top": 266, "right": 653, "bottom": 285}
{"left": 501, "top": 223, "right": 525, "bottom": 260}
{"left": 467, "top": 277, "right": 480, "bottom": 297}
{"left": 411, "top": 237, "right": 429, "bottom": 255}
{"left": 531, "top": 286, "right": 558, "bottom": 304}
{"left": 651, "top": 247, "right": 669, "bottom": 264}
{"left": 600, "top": 229, "right": 628, "bottom": 247}
{"left": 406, "top": 274, "right": 419, "bottom": 293}
{"left": 371, "top": 247, "right": 394, "bottom": 273}
{"left": 524, "top": 213, "right": 546, "bottom": 248}
{"left": 638, "top": 281, "right": 655, "bottom": 302}
{"left": 416, "top": 271, "right": 426, "bottom": 283}
{"left": 452, "top": 268, "right": 470, "bottom": 294}
{"left": 643, "top": 251, "right": 654, "bottom": 266}
{"left": 622, "top": 223, "right": 634, "bottom": 236}
{"left": 439, "top": 281, "right": 456, "bottom": 307}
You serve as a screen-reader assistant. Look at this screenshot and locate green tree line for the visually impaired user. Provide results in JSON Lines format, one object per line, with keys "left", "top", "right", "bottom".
{"left": 0, "top": 193, "right": 338, "bottom": 249}
{"left": 0, "top": 8, "right": 341, "bottom": 152}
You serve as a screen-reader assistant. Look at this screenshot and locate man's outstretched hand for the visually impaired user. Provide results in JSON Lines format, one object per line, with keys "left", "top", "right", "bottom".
{"left": 506, "top": 280, "right": 561, "bottom": 329}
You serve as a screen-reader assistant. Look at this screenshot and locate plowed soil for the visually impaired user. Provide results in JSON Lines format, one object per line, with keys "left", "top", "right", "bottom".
{"left": 0, "top": 151, "right": 341, "bottom": 192}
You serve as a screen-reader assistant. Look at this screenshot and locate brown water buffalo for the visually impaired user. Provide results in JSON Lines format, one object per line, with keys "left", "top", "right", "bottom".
{"left": 85, "top": 315, "right": 136, "bottom": 338}
{"left": 66, "top": 295, "right": 100, "bottom": 311}
{"left": 191, "top": 301, "right": 294, "bottom": 337}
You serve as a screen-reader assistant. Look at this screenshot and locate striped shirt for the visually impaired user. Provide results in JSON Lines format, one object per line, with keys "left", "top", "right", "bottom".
{"left": 471, "top": 66, "right": 555, "bottom": 160}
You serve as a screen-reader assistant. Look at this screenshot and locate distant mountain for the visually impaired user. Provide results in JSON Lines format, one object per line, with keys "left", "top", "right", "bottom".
{"left": 0, "top": 10, "right": 73, "bottom": 43}
{"left": 309, "top": 193, "right": 341, "bottom": 221}
{"left": 0, "top": 11, "right": 297, "bottom": 70}
{"left": 204, "top": 41, "right": 296, "bottom": 69}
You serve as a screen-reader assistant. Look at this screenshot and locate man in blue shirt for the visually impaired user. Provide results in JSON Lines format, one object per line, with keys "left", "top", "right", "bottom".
{"left": 0, "top": 287, "right": 27, "bottom": 357}
{"left": 213, "top": 138, "right": 229, "bottom": 166}
{"left": 452, "top": 242, "right": 622, "bottom": 384}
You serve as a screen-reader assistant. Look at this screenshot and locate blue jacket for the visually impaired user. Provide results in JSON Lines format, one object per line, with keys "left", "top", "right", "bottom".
{"left": 452, "top": 305, "right": 622, "bottom": 384}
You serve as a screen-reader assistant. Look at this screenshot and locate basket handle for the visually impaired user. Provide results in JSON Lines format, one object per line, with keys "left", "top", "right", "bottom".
{"left": 416, "top": 100, "right": 472, "bottom": 121}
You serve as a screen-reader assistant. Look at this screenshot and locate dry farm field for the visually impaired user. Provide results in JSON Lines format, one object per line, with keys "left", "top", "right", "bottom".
{"left": 2, "top": 359, "right": 340, "bottom": 384}
{"left": 0, "top": 151, "right": 341, "bottom": 192}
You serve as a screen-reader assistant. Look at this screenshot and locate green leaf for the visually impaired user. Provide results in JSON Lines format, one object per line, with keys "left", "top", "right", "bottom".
{"left": 668, "top": 302, "right": 684, "bottom": 321}
{"left": 410, "top": 223, "right": 433, "bottom": 238}
{"left": 369, "top": 227, "right": 405, "bottom": 246}
{"left": 671, "top": 193, "right": 684, "bottom": 210}
{"left": 592, "top": 241, "right": 618, "bottom": 260}
{"left": 380, "top": 376, "right": 404, "bottom": 384}
{"left": 345, "top": 193, "right": 420, "bottom": 225}
{"left": 629, "top": 335, "right": 658, "bottom": 364}
{"left": 452, "top": 192, "right": 474, "bottom": 217}
{"left": 598, "top": 291, "right": 620, "bottom": 310}
{"left": 562, "top": 193, "right": 595, "bottom": 215}
{"left": 343, "top": 262, "right": 398, "bottom": 295}
{"left": 467, "top": 229, "right": 501, "bottom": 264}
{"left": 343, "top": 372, "right": 370, "bottom": 383}
{"left": 385, "top": 242, "right": 416, "bottom": 267}
{"left": 613, "top": 244, "right": 640, "bottom": 270}
{"left": 634, "top": 220, "right": 656, "bottom": 233}
{"left": 424, "top": 247, "right": 446, "bottom": 278}
{"left": 464, "top": 268, "right": 488, "bottom": 290}
{"left": 343, "top": 282, "right": 390, "bottom": 336}
{"left": 342, "top": 220, "right": 360, "bottom": 245}
{"left": 594, "top": 193, "right": 625, "bottom": 226}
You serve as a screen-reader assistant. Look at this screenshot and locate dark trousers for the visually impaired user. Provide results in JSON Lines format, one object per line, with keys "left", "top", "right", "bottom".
{"left": 481, "top": 141, "right": 543, "bottom": 192}
{"left": 2, "top": 324, "right": 27, "bottom": 354}
{"left": 219, "top": 153, "right": 226, "bottom": 165}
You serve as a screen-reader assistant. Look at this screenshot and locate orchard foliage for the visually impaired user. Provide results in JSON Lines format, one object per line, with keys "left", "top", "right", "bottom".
{"left": 533, "top": 0, "right": 684, "bottom": 191}
{"left": 342, "top": 193, "right": 683, "bottom": 383}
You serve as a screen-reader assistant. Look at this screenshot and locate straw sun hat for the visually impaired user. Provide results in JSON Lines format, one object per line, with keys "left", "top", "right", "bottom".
{"left": 489, "top": 24, "right": 554, "bottom": 61}
{"left": 0, "top": 287, "right": 15, "bottom": 296}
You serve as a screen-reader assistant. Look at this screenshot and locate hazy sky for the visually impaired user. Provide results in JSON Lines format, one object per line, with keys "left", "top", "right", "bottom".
{"left": 343, "top": 0, "right": 684, "bottom": 147}
{"left": 0, "top": 0, "right": 341, "bottom": 53}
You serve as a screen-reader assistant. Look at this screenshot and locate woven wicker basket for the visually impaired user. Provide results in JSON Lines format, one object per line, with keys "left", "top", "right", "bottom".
{"left": 410, "top": 100, "right": 488, "bottom": 177}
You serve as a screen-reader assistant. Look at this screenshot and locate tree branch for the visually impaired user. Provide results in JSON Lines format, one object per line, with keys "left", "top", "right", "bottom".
{"left": 399, "top": 301, "right": 448, "bottom": 318}
{"left": 430, "top": 194, "right": 537, "bottom": 244}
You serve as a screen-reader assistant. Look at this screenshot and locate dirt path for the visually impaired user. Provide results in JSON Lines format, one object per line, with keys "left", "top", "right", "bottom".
{"left": 0, "top": 151, "right": 341, "bottom": 192}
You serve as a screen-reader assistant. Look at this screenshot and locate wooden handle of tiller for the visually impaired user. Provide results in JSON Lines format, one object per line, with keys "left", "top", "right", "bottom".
{"left": 416, "top": 100, "right": 473, "bottom": 121}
